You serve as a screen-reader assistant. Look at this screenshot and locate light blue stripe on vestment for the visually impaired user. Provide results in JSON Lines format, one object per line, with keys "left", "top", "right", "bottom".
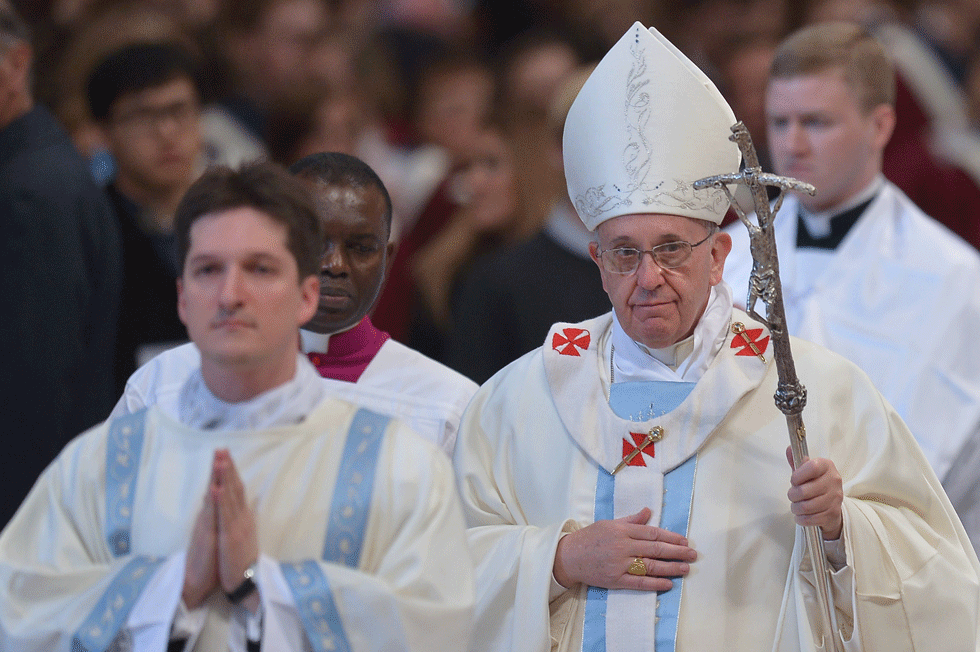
{"left": 655, "top": 455, "right": 697, "bottom": 652}
{"left": 608, "top": 381, "right": 696, "bottom": 422}
{"left": 283, "top": 408, "right": 390, "bottom": 652}
{"left": 71, "top": 556, "right": 163, "bottom": 652}
{"left": 105, "top": 409, "right": 148, "bottom": 558}
{"left": 579, "top": 380, "right": 698, "bottom": 652}
{"left": 282, "top": 561, "right": 352, "bottom": 652}
{"left": 582, "top": 469, "right": 615, "bottom": 652}
{"left": 322, "top": 408, "right": 390, "bottom": 566}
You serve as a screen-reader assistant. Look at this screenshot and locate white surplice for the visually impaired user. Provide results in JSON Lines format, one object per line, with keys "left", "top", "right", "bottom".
{"left": 723, "top": 179, "right": 980, "bottom": 550}
{"left": 110, "top": 334, "right": 478, "bottom": 456}
{"left": 453, "top": 306, "right": 980, "bottom": 652}
{"left": 0, "top": 392, "right": 474, "bottom": 650}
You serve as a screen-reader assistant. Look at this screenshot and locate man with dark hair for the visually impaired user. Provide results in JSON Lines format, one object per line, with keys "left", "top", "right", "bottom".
{"left": 87, "top": 41, "right": 205, "bottom": 391}
{"left": 113, "top": 151, "right": 477, "bottom": 454}
{"left": 723, "top": 22, "right": 980, "bottom": 552}
{"left": 173, "top": 163, "right": 324, "bottom": 280}
{"left": 0, "top": 160, "right": 474, "bottom": 651}
{"left": 0, "top": 0, "right": 121, "bottom": 527}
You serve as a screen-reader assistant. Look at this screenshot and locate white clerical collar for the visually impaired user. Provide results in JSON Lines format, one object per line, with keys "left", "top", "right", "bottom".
{"left": 544, "top": 199, "right": 595, "bottom": 260}
{"left": 798, "top": 175, "right": 884, "bottom": 238}
{"left": 610, "top": 281, "right": 734, "bottom": 383}
{"left": 178, "top": 353, "right": 326, "bottom": 430}
{"left": 299, "top": 319, "right": 358, "bottom": 354}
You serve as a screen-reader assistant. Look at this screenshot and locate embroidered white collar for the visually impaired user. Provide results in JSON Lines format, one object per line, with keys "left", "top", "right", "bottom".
{"left": 610, "top": 282, "right": 735, "bottom": 383}
{"left": 178, "top": 354, "right": 326, "bottom": 431}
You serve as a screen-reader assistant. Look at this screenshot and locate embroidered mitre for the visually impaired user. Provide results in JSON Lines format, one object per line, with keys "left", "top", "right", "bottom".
{"left": 563, "top": 22, "right": 741, "bottom": 229}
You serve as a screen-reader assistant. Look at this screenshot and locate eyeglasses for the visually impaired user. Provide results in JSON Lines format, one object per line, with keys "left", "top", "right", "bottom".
{"left": 596, "top": 234, "right": 713, "bottom": 274}
{"left": 111, "top": 100, "right": 200, "bottom": 135}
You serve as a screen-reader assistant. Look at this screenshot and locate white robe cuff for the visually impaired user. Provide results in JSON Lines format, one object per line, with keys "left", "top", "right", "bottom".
{"left": 125, "top": 551, "right": 189, "bottom": 649}
{"left": 824, "top": 534, "right": 847, "bottom": 571}
{"left": 123, "top": 552, "right": 300, "bottom": 651}
{"left": 550, "top": 519, "right": 582, "bottom": 601}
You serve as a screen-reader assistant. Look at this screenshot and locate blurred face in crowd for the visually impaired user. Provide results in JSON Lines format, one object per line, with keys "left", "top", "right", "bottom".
{"left": 505, "top": 42, "right": 578, "bottom": 116}
{"left": 417, "top": 66, "right": 495, "bottom": 161}
{"left": 719, "top": 40, "right": 775, "bottom": 157}
{"left": 102, "top": 76, "right": 202, "bottom": 197}
{"left": 590, "top": 213, "right": 731, "bottom": 349}
{"left": 0, "top": 37, "right": 31, "bottom": 129}
{"left": 766, "top": 66, "right": 893, "bottom": 212}
{"left": 234, "top": 0, "right": 329, "bottom": 106}
{"left": 178, "top": 206, "right": 318, "bottom": 378}
{"left": 454, "top": 128, "right": 519, "bottom": 233}
{"left": 293, "top": 92, "right": 365, "bottom": 160}
{"left": 302, "top": 178, "right": 393, "bottom": 334}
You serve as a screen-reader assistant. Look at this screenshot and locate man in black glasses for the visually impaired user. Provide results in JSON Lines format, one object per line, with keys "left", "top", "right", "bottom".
{"left": 453, "top": 21, "right": 979, "bottom": 652}
{"left": 87, "top": 41, "right": 205, "bottom": 393}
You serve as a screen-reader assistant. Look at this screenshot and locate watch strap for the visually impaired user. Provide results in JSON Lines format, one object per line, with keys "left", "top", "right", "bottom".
{"left": 225, "top": 563, "right": 258, "bottom": 604}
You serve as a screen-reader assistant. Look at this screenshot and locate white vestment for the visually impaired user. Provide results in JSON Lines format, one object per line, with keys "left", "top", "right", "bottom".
{"left": 723, "top": 180, "right": 980, "bottom": 549}
{"left": 1, "top": 397, "right": 474, "bottom": 650}
{"left": 110, "top": 335, "right": 477, "bottom": 456}
{"left": 453, "top": 309, "right": 980, "bottom": 652}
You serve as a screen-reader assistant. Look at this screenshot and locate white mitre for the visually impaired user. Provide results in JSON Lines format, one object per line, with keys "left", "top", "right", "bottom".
{"left": 563, "top": 22, "right": 741, "bottom": 230}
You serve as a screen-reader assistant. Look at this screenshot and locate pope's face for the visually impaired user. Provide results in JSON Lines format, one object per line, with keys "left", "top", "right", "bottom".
{"left": 302, "top": 180, "right": 392, "bottom": 334}
{"left": 178, "top": 207, "right": 319, "bottom": 371}
{"left": 590, "top": 213, "right": 731, "bottom": 349}
{"left": 766, "top": 67, "right": 893, "bottom": 212}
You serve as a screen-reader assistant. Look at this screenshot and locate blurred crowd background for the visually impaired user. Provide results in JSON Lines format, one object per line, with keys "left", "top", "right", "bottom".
{"left": 10, "top": 0, "right": 980, "bottom": 386}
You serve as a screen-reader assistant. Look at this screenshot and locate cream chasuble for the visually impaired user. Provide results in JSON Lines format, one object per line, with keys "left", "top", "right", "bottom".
{"left": 0, "top": 397, "right": 473, "bottom": 651}
{"left": 454, "top": 307, "right": 980, "bottom": 652}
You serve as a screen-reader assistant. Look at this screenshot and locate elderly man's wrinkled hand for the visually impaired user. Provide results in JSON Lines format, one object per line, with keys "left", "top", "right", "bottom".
{"left": 787, "top": 447, "right": 844, "bottom": 540}
{"left": 553, "top": 507, "right": 696, "bottom": 592}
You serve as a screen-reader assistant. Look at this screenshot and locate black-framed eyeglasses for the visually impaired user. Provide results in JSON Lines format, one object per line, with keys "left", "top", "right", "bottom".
{"left": 596, "top": 234, "right": 713, "bottom": 274}
{"left": 111, "top": 100, "right": 201, "bottom": 134}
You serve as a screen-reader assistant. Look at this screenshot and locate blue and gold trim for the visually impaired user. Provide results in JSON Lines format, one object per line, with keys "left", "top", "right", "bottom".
{"left": 322, "top": 408, "right": 390, "bottom": 566}
{"left": 71, "top": 556, "right": 163, "bottom": 651}
{"left": 283, "top": 407, "right": 390, "bottom": 651}
{"left": 281, "top": 561, "right": 352, "bottom": 652}
{"left": 105, "top": 409, "right": 148, "bottom": 558}
{"left": 580, "top": 381, "right": 698, "bottom": 651}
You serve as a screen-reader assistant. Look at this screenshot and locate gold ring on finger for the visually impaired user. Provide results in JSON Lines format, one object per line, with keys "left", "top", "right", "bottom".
{"left": 627, "top": 557, "right": 646, "bottom": 576}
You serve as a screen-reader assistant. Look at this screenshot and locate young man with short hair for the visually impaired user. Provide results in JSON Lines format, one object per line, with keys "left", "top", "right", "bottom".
{"left": 723, "top": 22, "right": 980, "bottom": 552}
{"left": 88, "top": 41, "right": 205, "bottom": 389}
{"left": 0, "top": 161, "right": 474, "bottom": 651}
{"left": 113, "top": 152, "right": 478, "bottom": 455}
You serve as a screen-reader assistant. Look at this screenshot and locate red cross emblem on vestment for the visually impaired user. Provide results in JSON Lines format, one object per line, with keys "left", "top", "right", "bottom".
{"left": 552, "top": 328, "right": 590, "bottom": 356}
{"left": 730, "top": 323, "right": 769, "bottom": 359}
{"left": 622, "top": 432, "right": 656, "bottom": 466}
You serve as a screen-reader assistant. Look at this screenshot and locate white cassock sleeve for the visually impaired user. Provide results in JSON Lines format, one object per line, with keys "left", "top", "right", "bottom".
{"left": 453, "top": 355, "right": 577, "bottom": 652}
{"left": 779, "top": 378, "right": 980, "bottom": 652}
{"left": 0, "top": 425, "right": 168, "bottom": 651}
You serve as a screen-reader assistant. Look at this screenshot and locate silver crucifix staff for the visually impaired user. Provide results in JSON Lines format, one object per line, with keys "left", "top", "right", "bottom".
{"left": 694, "top": 121, "right": 842, "bottom": 652}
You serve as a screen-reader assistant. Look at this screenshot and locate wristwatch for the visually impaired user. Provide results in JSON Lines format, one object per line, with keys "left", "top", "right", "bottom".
{"left": 225, "top": 562, "right": 258, "bottom": 604}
